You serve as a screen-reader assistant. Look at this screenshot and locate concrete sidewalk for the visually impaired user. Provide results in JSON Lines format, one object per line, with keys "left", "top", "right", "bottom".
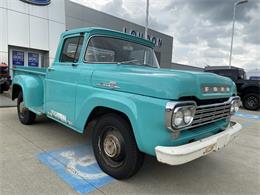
{"left": 0, "top": 107, "right": 260, "bottom": 195}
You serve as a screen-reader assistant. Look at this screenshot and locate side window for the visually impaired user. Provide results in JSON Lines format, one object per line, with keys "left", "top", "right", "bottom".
{"left": 60, "top": 36, "right": 83, "bottom": 63}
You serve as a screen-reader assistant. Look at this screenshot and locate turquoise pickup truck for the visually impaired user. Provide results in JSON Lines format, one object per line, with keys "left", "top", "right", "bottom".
{"left": 12, "top": 27, "right": 242, "bottom": 179}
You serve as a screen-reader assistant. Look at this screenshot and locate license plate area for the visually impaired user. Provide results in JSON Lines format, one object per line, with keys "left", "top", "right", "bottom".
{"left": 216, "top": 134, "right": 229, "bottom": 149}
{"left": 203, "top": 143, "right": 216, "bottom": 155}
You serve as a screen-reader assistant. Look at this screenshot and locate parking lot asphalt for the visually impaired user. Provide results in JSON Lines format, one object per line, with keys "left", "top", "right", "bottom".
{"left": 0, "top": 92, "right": 16, "bottom": 107}
{"left": 0, "top": 103, "right": 260, "bottom": 194}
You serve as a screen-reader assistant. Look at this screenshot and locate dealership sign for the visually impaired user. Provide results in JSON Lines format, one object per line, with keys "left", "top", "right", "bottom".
{"left": 20, "top": 0, "right": 51, "bottom": 6}
{"left": 123, "top": 27, "right": 162, "bottom": 47}
{"left": 12, "top": 51, "right": 24, "bottom": 66}
{"left": 28, "top": 53, "right": 39, "bottom": 67}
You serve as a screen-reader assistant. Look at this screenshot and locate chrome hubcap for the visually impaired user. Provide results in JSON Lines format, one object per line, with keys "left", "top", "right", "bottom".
{"left": 248, "top": 97, "right": 257, "bottom": 107}
{"left": 103, "top": 134, "right": 121, "bottom": 158}
{"left": 19, "top": 101, "right": 28, "bottom": 118}
{"left": 19, "top": 102, "right": 27, "bottom": 113}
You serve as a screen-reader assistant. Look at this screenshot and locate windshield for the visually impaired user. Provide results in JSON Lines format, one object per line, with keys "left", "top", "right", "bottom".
{"left": 84, "top": 36, "right": 159, "bottom": 68}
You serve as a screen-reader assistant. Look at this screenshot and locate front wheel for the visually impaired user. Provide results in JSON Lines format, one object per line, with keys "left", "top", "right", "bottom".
{"left": 243, "top": 93, "right": 260, "bottom": 111}
{"left": 17, "top": 92, "right": 36, "bottom": 125}
{"left": 92, "top": 113, "right": 144, "bottom": 179}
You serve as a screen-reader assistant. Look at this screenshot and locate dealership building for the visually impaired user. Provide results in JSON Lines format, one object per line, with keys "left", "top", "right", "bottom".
{"left": 0, "top": 0, "right": 202, "bottom": 75}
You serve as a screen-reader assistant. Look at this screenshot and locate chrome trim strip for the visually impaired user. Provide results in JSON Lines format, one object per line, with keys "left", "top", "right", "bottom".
{"left": 196, "top": 104, "right": 231, "bottom": 114}
{"left": 185, "top": 116, "right": 230, "bottom": 130}
{"left": 96, "top": 81, "right": 120, "bottom": 89}
{"left": 193, "top": 113, "right": 230, "bottom": 124}
{"left": 197, "top": 96, "right": 240, "bottom": 109}
{"left": 194, "top": 109, "right": 230, "bottom": 119}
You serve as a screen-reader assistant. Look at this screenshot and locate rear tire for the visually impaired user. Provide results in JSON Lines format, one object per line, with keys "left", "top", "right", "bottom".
{"left": 243, "top": 93, "right": 260, "bottom": 111}
{"left": 92, "top": 113, "right": 144, "bottom": 179}
{"left": 17, "top": 92, "right": 36, "bottom": 125}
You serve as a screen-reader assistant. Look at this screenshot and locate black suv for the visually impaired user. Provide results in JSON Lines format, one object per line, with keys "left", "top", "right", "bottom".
{"left": 205, "top": 66, "right": 260, "bottom": 111}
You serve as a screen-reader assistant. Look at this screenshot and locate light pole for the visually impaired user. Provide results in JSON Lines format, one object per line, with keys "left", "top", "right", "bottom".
{"left": 145, "top": 0, "right": 149, "bottom": 39}
{"left": 229, "top": 0, "right": 248, "bottom": 69}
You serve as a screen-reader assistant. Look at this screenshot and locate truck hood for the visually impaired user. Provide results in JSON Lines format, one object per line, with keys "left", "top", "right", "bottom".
{"left": 91, "top": 65, "right": 236, "bottom": 100}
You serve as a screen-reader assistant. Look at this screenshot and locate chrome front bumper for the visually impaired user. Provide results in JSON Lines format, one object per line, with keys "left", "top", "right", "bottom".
{"left": 155, "top": 122, "right": 242, "bottom": 165}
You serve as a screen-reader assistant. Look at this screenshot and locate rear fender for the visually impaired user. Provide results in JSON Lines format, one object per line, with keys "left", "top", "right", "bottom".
{"left": 12, "top": 75, "right": 44, "bottom": 108}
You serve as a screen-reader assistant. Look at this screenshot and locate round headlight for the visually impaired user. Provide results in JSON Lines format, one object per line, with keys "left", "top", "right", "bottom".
{"left": 173, "top": 110, "right": 183, "bottom": 127}
{"left": 183, "top": 109, "right": 193, "bottom": 124}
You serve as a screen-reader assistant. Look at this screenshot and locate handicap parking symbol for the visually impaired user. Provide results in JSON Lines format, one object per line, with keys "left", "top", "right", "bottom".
{"left": 37, "top": 144, "right": 114, "bottom": 194}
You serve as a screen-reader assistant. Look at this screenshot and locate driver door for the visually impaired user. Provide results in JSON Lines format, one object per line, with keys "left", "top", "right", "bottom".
{"left": 45, "top": 35, "right": 83, "bottom": 126}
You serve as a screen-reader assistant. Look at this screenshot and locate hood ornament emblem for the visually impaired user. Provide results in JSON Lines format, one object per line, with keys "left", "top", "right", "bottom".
{"left": 97, "top": 81, "right": 120, "bottom": 89}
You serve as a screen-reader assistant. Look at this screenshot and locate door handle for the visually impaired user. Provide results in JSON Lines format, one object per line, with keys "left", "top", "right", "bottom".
{"left": 72, "top": 63, "right": 78, "bottom": 67}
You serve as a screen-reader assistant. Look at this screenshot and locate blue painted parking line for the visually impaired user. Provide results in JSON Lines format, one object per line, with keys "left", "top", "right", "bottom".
{"left": 235, "top": 112, "right": 260, "bottom": 120}
{"left": 37, "top": 144, "right": 114, "bottom": 194}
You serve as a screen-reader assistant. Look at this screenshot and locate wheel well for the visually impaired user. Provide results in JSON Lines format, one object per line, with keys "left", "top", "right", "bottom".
{"left": 84, "top": 106, "right": 132, "bottom": 133}
{"left": 12, "top": 84, "right": 22, "bottom": 100}
{"left": 241, "top": 86, "right": 260, "bottom": 99}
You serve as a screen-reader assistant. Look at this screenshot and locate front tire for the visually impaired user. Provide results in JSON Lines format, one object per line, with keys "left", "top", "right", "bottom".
{"left": 92, "top": 113, "right": 144, "bottom": 179}
{"left": 17, "top": 92, "right": 36, "bottom": 125}
{"left": 243, "top": 93, "right": 260, "bottom": 111}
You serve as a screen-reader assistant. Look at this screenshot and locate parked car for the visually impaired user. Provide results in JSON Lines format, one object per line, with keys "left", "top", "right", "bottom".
{"left": 0, "top": 62, "right": 11, "bottom": 94}
{"left": 12, "top": 28, "right": 242, "bottom": 179}
{"left": 205, "top": 66, "right": 260, "bottom": 110}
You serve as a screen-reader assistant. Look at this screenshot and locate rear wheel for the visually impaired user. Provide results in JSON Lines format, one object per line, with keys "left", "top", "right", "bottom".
{"left": 243, "top": 93, "right": 260, "bottom": 111}
{"left": 17, "top": 92, "right": 36, "bottom": 125}
{"left": 92, "top": 113, "right": 144, "bottom": 179}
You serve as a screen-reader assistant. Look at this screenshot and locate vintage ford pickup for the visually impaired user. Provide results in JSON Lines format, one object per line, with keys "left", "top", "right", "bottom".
{"left": 12, "top": 28, "right": 242, "bottom": 179}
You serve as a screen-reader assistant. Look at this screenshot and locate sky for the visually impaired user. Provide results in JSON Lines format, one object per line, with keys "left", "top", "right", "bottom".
{"left": 71, "top": 0, "right": 260, "bottom": 70}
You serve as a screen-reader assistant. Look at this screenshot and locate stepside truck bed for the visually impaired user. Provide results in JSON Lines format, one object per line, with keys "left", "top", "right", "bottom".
{"left": 12, "top": 66, "right": 47, "bottom": 115}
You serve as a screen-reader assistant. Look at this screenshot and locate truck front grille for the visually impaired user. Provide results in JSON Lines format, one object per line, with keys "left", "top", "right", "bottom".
{"left": 188, "top": 101, "right": 231, "bottom": 129}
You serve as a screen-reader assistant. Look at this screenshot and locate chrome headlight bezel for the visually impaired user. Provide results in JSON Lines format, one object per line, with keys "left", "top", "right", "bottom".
{"left": 230, "top": 98, "right": 241, "bottom": 114}
{"left": 165, "top": 101, "right": 197, "bottom": 131}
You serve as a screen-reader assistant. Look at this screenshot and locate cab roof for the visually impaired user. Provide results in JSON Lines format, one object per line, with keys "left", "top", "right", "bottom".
{"left": 61, "top": 27, "right": 155, "bottom": 48}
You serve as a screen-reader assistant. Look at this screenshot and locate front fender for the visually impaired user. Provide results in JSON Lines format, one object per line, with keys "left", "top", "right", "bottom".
{"left": 12, "top": 75, "right": 44, "bottom": 109}
{"left": 74, "top": 92, "right": 144, "bottom": 147}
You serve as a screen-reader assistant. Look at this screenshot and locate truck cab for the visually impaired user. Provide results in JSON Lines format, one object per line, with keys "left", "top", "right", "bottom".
{"left": 12, "top": 28, "right": 242, "bottom": 179}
